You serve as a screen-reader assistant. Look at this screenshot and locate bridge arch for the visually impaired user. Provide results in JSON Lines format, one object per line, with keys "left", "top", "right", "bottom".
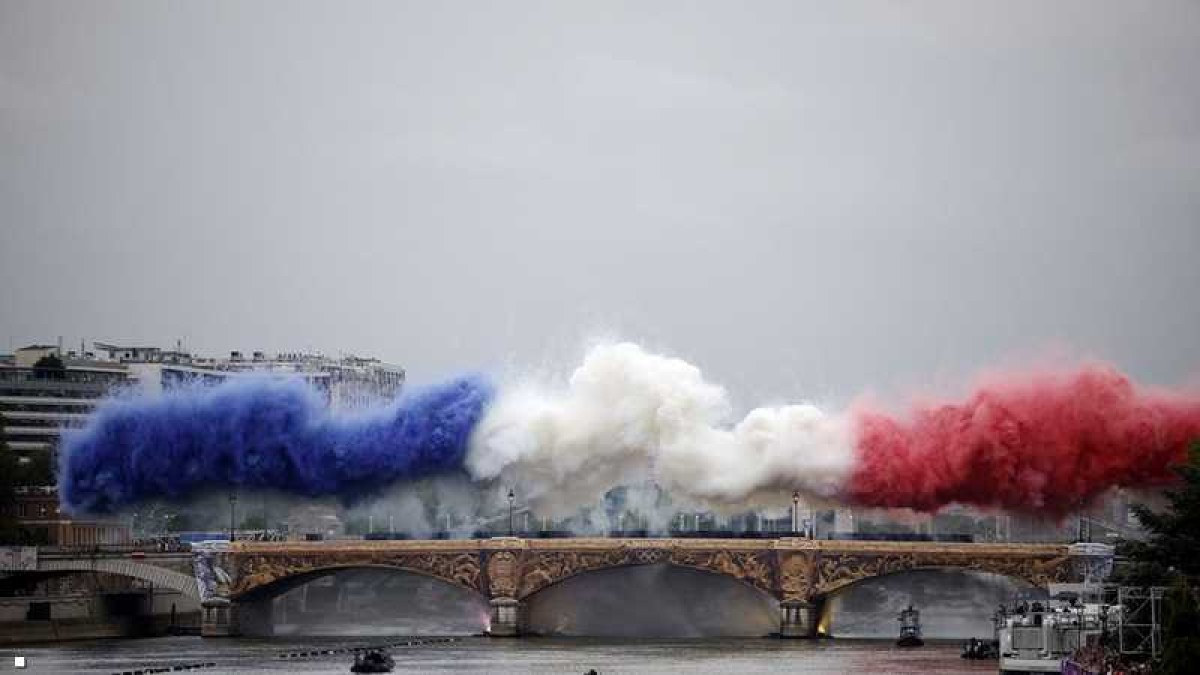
{"left": 232, "top": 564, "right": 491, "bottom": 637}
{"left": 816, "top": 562, "right": 1048, "bottom": 600}
{"left": 224, "top": 550, "right": 484, "bottom": 601}
{"left": 514, "top": 546, "right": 778, "bottom": 601}
{"left": 521, "top": 562, "right": 779, "bottom": 637}
{"left": 232, "top": 563, "right": 487, "bottom": 602}
{"left": 806, "top": 549, "right": 1071, "bottom": 599}
{"left": 520, "top": 556, "right": 776, "bottom": 602}
{"left": 819, "top": 567, "right": 1047, "bottom": 639}
{"left": 37, "top": 558, "right": 201, "bottom": 601}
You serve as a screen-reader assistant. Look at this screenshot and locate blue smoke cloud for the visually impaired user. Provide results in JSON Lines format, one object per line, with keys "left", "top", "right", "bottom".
{"left": 59, "top": 374, "right": 495, "bottom": 514}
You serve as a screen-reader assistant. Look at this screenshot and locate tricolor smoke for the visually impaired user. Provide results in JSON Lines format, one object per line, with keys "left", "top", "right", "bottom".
{"left": 59, "top": 343, "right": 1200, "bottom": 517}
{"left": 59, "top": 375, "right": 493, "bottom": 513}
{"left": 464, "top": 343, "right": 854, "bottom": 517}
{"left": 848, "top": 367, "right": 1200, "bottom": 514}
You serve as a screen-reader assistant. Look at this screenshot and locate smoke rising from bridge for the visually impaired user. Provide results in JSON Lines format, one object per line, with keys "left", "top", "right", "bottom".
{"left": 848, "top": 365, "right": 1200, "bottom": 514}
{"left": 59, "top": 342, "right": 1200, "bottom": 518}
{"left": 60, "top": 375, "right": 493, "bottom": 513}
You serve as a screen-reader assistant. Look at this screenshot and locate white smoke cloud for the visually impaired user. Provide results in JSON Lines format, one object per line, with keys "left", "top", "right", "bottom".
{"left": 466, "top": 342, "right": 856, "bottom": 517}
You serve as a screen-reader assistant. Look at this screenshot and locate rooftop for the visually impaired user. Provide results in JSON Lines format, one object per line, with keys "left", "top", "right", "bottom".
{"left": 94, "top": 342, "right": 161, "bottom": 352}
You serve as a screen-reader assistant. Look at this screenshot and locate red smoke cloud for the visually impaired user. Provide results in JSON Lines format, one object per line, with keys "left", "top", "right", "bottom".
{"left": 845, "top": 365, "right": 1200, "bottom": 516}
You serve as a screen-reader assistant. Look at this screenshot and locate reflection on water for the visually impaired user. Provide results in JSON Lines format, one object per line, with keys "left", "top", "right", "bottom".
{"left": 10, "top": 635, "right": 999, "bottom": 674}
{"left": 526, "top": 563, "right": 778, "bottom": 637}
{"left": 826, "top": 569, "right": 1048, "bottom": 639}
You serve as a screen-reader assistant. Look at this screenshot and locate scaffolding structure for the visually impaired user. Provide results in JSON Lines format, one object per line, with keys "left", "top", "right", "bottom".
{"left": 1116, "top": 586, "right": 1165, "bottom": 658}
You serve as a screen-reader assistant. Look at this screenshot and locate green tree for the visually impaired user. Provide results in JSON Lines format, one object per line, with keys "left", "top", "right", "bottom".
{"left": 1158, "top": 580, "right": 1200, "bottom": 675}
{"left": 32, "top": 353, "right": 65, "bottom": 379}
{"left": 0, "top": 426, "right": 20, "bottom": 542}
{"left": 1127, "top": 443, "right": 1200, "bottom": 582}
{"left": 11, "top": 451, "right": 53, "bottom": 486}
{"left": 1122, "top": 441, "right": 1200, "bottom": 674}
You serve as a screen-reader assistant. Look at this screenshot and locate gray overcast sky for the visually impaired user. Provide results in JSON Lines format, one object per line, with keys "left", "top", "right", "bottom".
{"left": 2, "top": 1, "right": 1198, "bottom": 402}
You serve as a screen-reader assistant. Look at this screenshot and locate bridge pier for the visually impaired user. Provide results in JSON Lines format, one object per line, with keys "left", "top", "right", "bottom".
{"left": 200, "top": 598, "right": 239, "bottom": 637}
{"left": 778, "top": 598, "right": 822, "bottom": 638}
{"left": 488, "top": 597, "right": 522, "bottom": 637}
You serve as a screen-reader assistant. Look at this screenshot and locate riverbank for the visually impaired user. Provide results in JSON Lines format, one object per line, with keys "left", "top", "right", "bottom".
{"left": 0, "top": 612, "right": 201, "bottom": 645}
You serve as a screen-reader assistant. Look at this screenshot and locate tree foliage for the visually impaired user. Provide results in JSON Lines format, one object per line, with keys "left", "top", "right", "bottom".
{"left": 1121, "top": 441, "right": 1200, "bottom": 674}
{"left": 0, "top": 426, "right": 19, "bottom": 542}
{"left": 11, "top": 452, "right": 53, "bottom": 486}
{"left": 32, "top": 353, "right": 65, "bottom": 378}
{"left": 1157, "top": 580, "right": 1200, "bottom": 675}
{"left": 1126, "top": 442, "right": 1200, "bottom": 582}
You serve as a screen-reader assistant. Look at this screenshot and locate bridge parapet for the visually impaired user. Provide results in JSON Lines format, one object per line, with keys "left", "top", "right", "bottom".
{"left": 773, "top": 538, "right": 1076, "bottom": 600}
{"left": 194, "top": 537, "right": 1092, "bottom": 638}
{"left": 0, "top": 547, "right": 201, "bottom": 603}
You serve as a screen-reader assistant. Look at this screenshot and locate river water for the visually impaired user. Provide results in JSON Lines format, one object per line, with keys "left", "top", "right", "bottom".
{"left": 9, "top": 636, "right": 997, "bottom": 674}
{"left": 6, "top": 565, "right": 1025, "bottom": 672}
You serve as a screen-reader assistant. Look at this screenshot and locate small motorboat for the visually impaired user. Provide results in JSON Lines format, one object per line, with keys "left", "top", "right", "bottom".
{"left": 350, "top": 649, "right": 395, "bottom": 673}
{"left": 960, "top": 637, "right": 998, "bottom": 659}
{"left": 896, "top": 605, "right": 924, "bottom": 648}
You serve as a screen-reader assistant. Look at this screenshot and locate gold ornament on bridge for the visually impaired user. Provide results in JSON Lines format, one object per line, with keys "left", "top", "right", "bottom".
{"left": 226, "top": 550, "right": 483, "bottom": 598}
{"left": 777, "top": 553, "right": 817, "bottom": 601}
{"left": 487, "top": 551, "right": 519, "bottom": 597}
{"left": 515, "top": 545, "right": 776, "bottom": 599}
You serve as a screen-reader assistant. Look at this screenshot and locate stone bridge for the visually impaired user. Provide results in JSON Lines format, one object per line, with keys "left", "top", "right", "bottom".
{"left": 193, "top": 538, "right": 1108, "bottom": 638}
{"left": 0, "top": 549, "right": 201, "bottom": 602}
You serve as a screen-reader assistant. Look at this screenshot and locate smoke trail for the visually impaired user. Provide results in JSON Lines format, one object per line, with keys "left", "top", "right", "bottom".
{"left": 58, "top": 340, "right": 1200, "bottom": 519}
{"left": 847, "top": 366, "right": 1200, "bottom": 515}
{"left": 468, "top": 345, "right": 1200, "bottom": 517}
{"left": 60, "top": 375, "right": 493, "bottom": 513}
{"left": 465, "top": 342, "right": 855, "bottom": 517}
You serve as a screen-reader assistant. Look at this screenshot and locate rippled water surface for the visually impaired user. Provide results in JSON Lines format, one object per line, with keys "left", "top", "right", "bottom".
{"left": 7, "top": 636, "right": 998, "bottom": 674}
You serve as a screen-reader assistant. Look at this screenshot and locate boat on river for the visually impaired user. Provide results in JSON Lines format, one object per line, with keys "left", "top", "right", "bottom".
{"left": 996, "top": 593, "right": 1113, "bottom": 674}
{"left": 960, "top": 637, "right": 998, "bottom": 659}
{"left": 896, "top": 606, "right": 924, "bottom": 647}
{"left": 350, "top": 649, "right": 395, "bottom": 673}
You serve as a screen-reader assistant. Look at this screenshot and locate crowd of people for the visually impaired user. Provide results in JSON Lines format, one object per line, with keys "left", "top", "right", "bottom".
{"left": 1065, "top": 643, "right": 1152, "bottom": 675}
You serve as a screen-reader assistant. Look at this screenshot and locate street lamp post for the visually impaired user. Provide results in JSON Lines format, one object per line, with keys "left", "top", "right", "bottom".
{"left": 791, "top": 491, "right": 800, "bottom": 535}
{"left": 507, "top": 488, "right": 515, "bottom": 537}
{"left": 228, "top": 493, "right": 238, "bottom": 543}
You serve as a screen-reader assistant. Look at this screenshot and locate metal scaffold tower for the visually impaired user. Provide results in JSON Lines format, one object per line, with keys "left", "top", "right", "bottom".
{"left": 1116, "top": 586, "right": 1165, "bottom": 658}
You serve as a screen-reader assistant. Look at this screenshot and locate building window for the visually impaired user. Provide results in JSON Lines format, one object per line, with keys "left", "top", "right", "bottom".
{"left": 27, "top": 602, "right": 51, "bottom": 621}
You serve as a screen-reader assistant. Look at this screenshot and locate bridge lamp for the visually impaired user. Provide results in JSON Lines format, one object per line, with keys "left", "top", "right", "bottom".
{"left": 228, "top": 493, "right": 238, "bottom": 543}
{"left": 507, "top": 488, "right": 515, "bottom": 537}
{"left": 791, "top": 491, "right": 800, "bottom": 535}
